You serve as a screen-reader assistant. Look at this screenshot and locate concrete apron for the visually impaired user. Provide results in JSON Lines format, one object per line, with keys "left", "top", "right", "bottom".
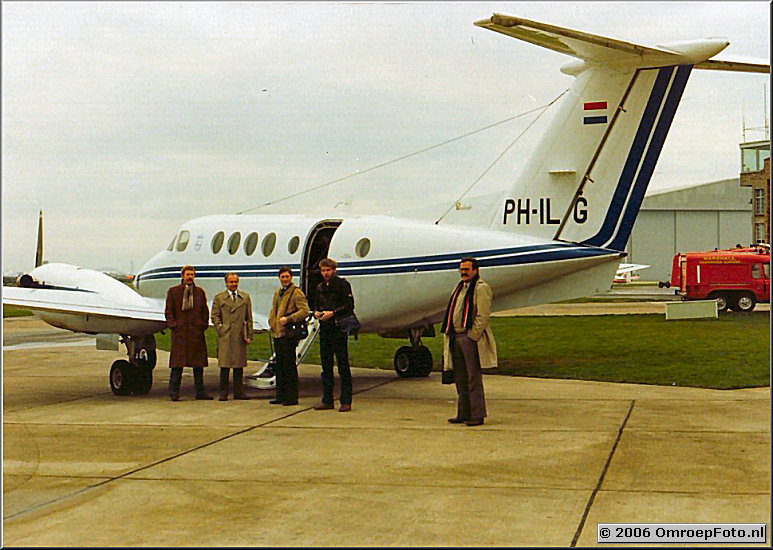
{"left": 3, "top": 346, "right": 769, "bottom": 546}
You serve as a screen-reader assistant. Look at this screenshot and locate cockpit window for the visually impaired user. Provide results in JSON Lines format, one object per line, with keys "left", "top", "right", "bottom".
{"left": 167, "top": 235, "right": 176, "bottom": 251}
{"left": 176, "top": 230, "right": 190, "bottom": 252}
{"left": 227, "top": 232, "right": 241, "bottom": 255}
{"left": 211, "top": 231, "right": 224, "bottom": 254}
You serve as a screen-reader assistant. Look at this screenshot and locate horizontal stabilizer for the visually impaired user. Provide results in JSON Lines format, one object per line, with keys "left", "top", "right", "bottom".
{"left": 695, "top": 58, "right": 770, "bottom": 73}
{"left": 475, "top": 14, "right": 681, "bottom": 64}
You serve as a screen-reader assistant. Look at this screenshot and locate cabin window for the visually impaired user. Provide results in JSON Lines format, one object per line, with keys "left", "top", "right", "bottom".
{"left": 262, "top": 232, "right": 277, "bottom": 256}
{"left": 288, "top": 235, "right": 300, "bottom": 255}
{"left": 167, "top": 235, "right": 176, "bottom": 251}
{"left": 176, "top": 230, "right": 190, "bottom": 252}
{"left": 751, "top": 264, "right": 763, "bottom": 279}
{"left": 355, "top": 237, "right": 371, "bottom": 258}
{"left": 211, "top": 231, "right": 225, "bottom": 254}
{"left": 764, "top": 264, "right": 770, "bottom": 279}
{"left": 227, "top": 232, "right": 241, "bottom": 255}
{"left": 244, "top": 232, "right": 258, "bottom": 256}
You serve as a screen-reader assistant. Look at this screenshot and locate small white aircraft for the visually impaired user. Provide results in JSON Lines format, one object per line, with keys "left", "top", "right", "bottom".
{"left": 614, "top": 263, "right": 650, "bottom": 283}
{"left": 4, "top": 14, "right": 768, "bottom": 394}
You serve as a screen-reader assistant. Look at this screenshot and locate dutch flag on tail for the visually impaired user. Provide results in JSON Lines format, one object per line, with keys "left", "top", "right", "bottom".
{"left": 583, "top": 101, "right": 608, "bottom": 125}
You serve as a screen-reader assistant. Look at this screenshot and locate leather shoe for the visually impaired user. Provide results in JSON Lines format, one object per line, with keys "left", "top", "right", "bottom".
{"left": 338, "top": 404, "right": 352, "bottom": 412}
{"left": 314, "top": 402, "right": 334, "bottom": 410}
{"left": 447, "top": 417, "right": 466, "bottom": 424}
{"left": 233, "top": 394, "right": 250, "bottom": 400}
{"left": 464, "top": 418, "right": 484, "bottom": 426}
{"left": 195, "top": 393, "right": 214, "bottom": 400}
{"left": 269, "top": 399, "right": 283, "bottom": 405}
{"left": 170, "top": 394, "right": 180, "bottom": 402}
{"left": 283, "top": 401, "right": 299, "bottom": 406}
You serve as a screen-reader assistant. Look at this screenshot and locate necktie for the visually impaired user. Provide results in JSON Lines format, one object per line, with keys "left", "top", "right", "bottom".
{"left": 231, "top": 292, "right": 236, "bottom": 301}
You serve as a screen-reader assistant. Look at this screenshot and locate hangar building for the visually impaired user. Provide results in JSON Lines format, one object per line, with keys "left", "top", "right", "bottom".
{"left": 626, "top": 178, "right": 752, "bottom": 281}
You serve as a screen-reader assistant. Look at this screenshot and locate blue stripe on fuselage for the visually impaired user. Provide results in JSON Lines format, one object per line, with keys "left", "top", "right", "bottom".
{"left": 137, "top": 244, "right": 618, "bottom": 281}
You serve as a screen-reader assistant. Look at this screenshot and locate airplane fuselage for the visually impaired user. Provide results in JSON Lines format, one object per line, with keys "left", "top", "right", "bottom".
{"left": 135, "top": 214, "right": 623, "bottom": 333}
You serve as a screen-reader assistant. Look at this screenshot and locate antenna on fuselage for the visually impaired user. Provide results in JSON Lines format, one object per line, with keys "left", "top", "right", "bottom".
{"left": 35, "top": 209, "right": 43, "bottom": 268}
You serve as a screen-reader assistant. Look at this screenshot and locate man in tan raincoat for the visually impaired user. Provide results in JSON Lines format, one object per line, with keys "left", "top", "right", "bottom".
{"left": 441, "top": 257, "right": 497, "bottom": 426}
{"left": 211, "top": 272, "right": 254, "bottom": 400}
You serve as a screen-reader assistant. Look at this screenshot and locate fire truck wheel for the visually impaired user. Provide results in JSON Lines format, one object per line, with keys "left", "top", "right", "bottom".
{"left": 712, "top": 293, "right": 729, "bottom": 312}
{"left": 736, "top": 292, "right": 757, "bottom": 312}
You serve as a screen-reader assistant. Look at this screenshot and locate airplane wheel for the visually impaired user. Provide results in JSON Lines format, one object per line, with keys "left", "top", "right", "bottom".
{"left": 110, "top": 360, "right": 135, "bottom": 396}
{"left": 414, "top": 346, "right": 433, "bottom": 377}
{"left": 394, "top": 346, "right": 414, "bottom": 378}
{"left": 736, "top": 292, "right": 757, "bottom": 312}
{"left": 135, "top": 336, "right": 157, "bottom": 370}
{"left": 132, "top": 367, "right": 153, "bottom": 395}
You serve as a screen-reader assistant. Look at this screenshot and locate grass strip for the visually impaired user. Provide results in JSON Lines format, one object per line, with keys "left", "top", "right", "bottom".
{"left": 155, "top": 312, "right": 769, "bottom": 390}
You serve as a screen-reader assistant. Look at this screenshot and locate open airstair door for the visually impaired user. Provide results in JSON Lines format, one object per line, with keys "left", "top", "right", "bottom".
{"left": 301, "top": 220, "right": 342, "bottom": 308}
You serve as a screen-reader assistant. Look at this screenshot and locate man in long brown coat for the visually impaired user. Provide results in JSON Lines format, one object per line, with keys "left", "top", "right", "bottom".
{"left": 165, "top": 265, "right": 212, "bottom": 401}
{"left": 211, "top": 272, "right": 254, "bottom": 401}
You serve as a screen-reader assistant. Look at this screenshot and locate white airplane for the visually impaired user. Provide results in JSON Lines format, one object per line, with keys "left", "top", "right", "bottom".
{"left": 3, "top": 14, "right": 768, "bottom": 395}
{"left": 614, "top": 263, "right": 650, "bottom": 283}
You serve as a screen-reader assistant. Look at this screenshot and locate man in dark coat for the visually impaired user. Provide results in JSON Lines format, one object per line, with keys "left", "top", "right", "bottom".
{"left": 165, "top": 265, "right": 213, "bottom": 401}
{"left": 311, "top": 258, "right": 355, "bottom": 412}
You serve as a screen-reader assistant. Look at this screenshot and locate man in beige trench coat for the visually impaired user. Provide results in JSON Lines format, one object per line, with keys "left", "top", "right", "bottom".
{"left": 441, "top": 257, "right": 497, "bottom": 426}
{"left": 211, "top": 272, "right": 254, "bottom": 400}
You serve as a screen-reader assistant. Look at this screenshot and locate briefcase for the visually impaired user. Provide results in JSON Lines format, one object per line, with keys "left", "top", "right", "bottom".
{"left": 441, "top": 369, "right": 455, "bottom": 385}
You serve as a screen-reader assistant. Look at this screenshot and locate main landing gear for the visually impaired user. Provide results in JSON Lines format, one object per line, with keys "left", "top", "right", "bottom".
{"left": 393, "top": 328, "right": 433, "bottom": 378}
{"left": 110, "top": 334, "right": 157, "bottom": 396}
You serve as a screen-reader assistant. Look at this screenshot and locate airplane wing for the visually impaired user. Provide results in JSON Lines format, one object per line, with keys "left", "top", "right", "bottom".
{"left": 3, "top": 284, "right": 270, "bottom": 335}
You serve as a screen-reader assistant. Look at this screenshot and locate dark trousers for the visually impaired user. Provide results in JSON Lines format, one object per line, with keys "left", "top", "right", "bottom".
{"left": 219, "top": 367, "right": 245, "bottom": 398}
{"left": 274, "top": 336, "right": 299, "bottom": 404}
{"left": 451, "top": 333, "right": 487, "bottom": 420}
{"left": 319, "top": 324, "right": 352, "bottom": 405}
{"left": 168, "top": 367, "right": 207, "bottom": 396}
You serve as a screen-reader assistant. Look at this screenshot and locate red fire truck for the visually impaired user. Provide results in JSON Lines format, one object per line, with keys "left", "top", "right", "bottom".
{"left": 660, "top": 245, "right": 770, "bottom": 312}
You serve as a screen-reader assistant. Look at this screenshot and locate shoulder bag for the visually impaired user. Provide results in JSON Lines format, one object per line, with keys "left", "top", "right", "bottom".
{"left": 336, "top": 313, "right": 361, "bottom": 335}
{"left": 285, "top": 288, "right": 309, "bottom": 340}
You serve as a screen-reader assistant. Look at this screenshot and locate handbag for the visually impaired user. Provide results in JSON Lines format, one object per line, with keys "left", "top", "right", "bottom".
{"left": 282, "top": 287, "right": 308, "bottom": 340}
{"left": 442, "top": 369, "right": 455, "bottom": 385}
{"left": 336, "top": 313, "right": 361, "bottom": 335}
{"left": 287, "top": 318, "right": 309, "bottom": 340}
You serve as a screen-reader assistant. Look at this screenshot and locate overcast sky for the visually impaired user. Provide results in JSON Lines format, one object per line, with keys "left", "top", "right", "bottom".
{"left": 2, "top": 2, "right": 769, "bottom": 273}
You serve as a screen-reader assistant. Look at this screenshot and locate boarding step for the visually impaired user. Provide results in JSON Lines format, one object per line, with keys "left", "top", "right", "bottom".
{"left": 245, "top": 317, "right": 320, "bottom": 389}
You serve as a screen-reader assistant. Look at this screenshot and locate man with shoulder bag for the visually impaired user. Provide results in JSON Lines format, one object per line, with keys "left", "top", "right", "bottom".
{"left": 312, "top": 258, "right": 357, "bottom": 412}
{"left": 268, "top": 266, "right": 310, "bottom": 406}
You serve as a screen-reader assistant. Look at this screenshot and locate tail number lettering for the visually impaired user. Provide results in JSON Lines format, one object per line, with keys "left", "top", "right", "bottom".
{"left": 502, "top": 197, "right": 588, "bottom": 225}
{"left": 503, "top": 198, "right": 561, "bottom": 225}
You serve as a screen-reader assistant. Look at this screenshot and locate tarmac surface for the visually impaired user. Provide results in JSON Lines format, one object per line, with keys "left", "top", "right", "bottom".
{"left": 2, "top": 316, "right": 770, "bottom": 546}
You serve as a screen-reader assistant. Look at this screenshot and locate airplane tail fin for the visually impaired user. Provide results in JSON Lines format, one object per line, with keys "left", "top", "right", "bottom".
{"left": 35, "top": 209, "right": 44, "bottom": 268}
{"left": 479, "top": 14, "right": 769, "bottom": 251}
